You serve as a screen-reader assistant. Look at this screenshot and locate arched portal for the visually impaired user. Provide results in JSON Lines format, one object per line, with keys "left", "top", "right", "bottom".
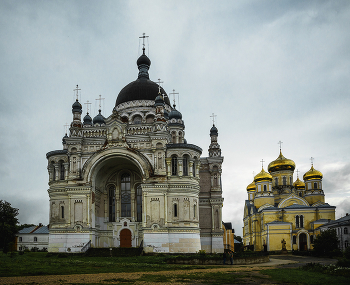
{"left": 120, "top": 229, "right": 132, "bottom": 248}
{"left": 299, "top": 233, "right": 307, "bottom": 251}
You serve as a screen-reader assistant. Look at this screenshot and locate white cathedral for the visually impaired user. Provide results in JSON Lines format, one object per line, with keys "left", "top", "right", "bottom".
{"left": 46, "top": 46, "right": 224, "bottom": 253}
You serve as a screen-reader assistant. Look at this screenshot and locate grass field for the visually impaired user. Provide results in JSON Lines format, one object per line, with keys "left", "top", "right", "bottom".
{"left": 1, "top": 252, "right": 349, "bottom": 284}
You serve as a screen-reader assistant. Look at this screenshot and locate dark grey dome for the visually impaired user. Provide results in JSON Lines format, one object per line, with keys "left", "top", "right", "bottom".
{"left": 169, "top": 108, "right": 182, "bottom": 120}
{"left": 137, "top": 53, "right": 151, "bottom": 66}
{"left": 115, "top": 52, "right": 171, "bottom": 107}
{"left": 164, "top": 109, "right": 169, "bottom": 120}
{"left": 155, "top": 93, "right": 164, "bottom": 107}
{"left": 93, "top": 110, "right": 105, "bottom": 125}
{"left": 210, "top": 125, "right": 218, "bottom": 136}
{"left": 83, "top": 113, "right": 92, "bottom": 125}
{"left": 116, "top": 79, "right": 170, "bottom": 107}
{"left": 72, "top": 100, "right": 82, "bottom": 113}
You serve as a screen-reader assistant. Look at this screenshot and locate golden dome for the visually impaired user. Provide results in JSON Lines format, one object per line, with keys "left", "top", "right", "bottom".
{"left": 303, "top": 165, "right": 323, "bottom": 181}
{"left": 246, "top": 181, "right": 256, "bottom": 192}
{"left": 268, "top": 150, "right": 296, "bottom": 173}
{"left": 254, "top": 168, "right": 272, "bottom": 183}
{"left": 293, "top": 177, "right": 305, "bottom": 189}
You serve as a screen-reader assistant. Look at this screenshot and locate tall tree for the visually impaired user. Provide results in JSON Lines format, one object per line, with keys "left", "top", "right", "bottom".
{"left": 313, "top": 229, "right": 339, "bottom": 256}
{"left": 0, "top": 200, "right": 19, "bottom": 252}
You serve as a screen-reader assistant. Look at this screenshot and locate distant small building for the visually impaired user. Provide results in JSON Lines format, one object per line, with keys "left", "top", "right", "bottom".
{"left": 17, "top": 224, "right": 49, "bottom": 251}
{"left": 316, "top": 214, "right": 350, "bottom": 251}
{"left": 222, "top": 222, "right": 235, "bottom": 252}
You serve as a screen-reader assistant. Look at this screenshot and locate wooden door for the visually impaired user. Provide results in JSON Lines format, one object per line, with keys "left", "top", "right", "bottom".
{"left": 120, "top": 229, "right": 132, "bottom": 248}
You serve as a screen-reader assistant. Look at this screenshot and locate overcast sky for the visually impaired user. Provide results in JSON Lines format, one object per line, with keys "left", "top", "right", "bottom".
{"left": 1, "top": 0, "right": 349, "bottom": 236}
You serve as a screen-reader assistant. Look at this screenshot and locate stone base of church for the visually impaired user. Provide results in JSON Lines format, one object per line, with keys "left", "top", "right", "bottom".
{"left": 48, "top": 233, "right": 92, "bottom": 253}
{"left": 143, "top": 231, "right": 201, "bottom": 253}
{"left": 200, "top": 234, "right": 224, "bottom": 253}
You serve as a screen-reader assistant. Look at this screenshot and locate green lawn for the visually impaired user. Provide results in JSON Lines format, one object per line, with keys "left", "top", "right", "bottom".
{"left": 0, "top": 252, "right": 212, "bottom": 277}
{"left": 2, "top": 252, "right": 350, "bottom": 285}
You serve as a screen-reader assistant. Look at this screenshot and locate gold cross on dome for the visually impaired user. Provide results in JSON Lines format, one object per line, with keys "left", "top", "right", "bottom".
{"left": 96, "top": 95, "right": 105, "bottom": 109}
{"left": 73, "top": 84, "right": 81, "bottom": 101}
{"left": 156, "top": 78, "right": 163, "bottom": 94}
{"left": 84, "top": 100, "right": 92, "bottom": 113}
{"left": 139, "top": 33, "right": 149, "bottom": 53}
{"left": 260, "top": 159, "right": 265, "bottom": 168}
{"left": 278, "top": 140, "right": 283, "bottom": 151}
{"left": 169, "top": 89, "right": 179, "bottom": 108}
{"left": 210, "top": 113, "right": 217, "bottom": 125}
{"left": 310, "top": 157, "right": 314, "bottom": 166}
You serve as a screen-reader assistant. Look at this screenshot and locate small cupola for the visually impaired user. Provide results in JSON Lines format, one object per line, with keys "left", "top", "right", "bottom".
{"left": 83, "top": 113, "right": 92, "bottom": 126}
{"left": 93, "top": 110, "right": 105, "bottom": 125}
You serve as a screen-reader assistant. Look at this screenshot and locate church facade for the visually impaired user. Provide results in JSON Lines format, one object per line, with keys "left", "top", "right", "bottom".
{"left": 46, "top": 48, "right": 224, "bottom": 253}
{"left": 243, "top": 151, "right": 335, "bottom": 251}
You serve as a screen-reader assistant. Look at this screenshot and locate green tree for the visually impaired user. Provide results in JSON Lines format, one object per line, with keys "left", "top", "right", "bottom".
{"left": 0, "top": 200, "right": 19, "bottom": 253}
{"left": 313, "top": 229, "right": 339, "bottom": 256}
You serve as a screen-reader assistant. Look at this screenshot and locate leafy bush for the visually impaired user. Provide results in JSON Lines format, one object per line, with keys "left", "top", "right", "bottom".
{"left": 337, "top": 258, "right": 350, "bottom": 268}
{"left": 344, "top": 246, "right": 350, "bottom": 260}
{"left": 313, "top": 229, "right": 339, "bottom": 257}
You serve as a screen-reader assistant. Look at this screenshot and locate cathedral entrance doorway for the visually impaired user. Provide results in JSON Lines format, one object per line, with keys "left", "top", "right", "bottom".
{"left": 299, "top": 233, "right": 307, "bottom": 251}
{"left": 120, "top": 229, "right": 132, "bottom": 248}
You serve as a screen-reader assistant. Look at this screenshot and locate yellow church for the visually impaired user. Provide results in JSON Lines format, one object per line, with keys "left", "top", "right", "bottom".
{"left": 243, "top": 149, "right": 335, "bottom": 252}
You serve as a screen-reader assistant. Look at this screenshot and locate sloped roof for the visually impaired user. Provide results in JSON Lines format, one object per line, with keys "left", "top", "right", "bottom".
{"left": 18, "top": 226, "right": 36, "bottom": 234}
{"left": 18, "top": 225, "right": 49, "bottom": 234}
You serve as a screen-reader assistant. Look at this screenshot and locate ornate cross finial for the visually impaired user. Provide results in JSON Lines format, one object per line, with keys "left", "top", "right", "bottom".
{"left": 96, "top": 95, "right": 105, "bottom": 110}
{"left": 169, "top": 89, "right": 179, "bottom": 108}
{"left": 84, "top": 100, "right": 92, "bottom": 114}
{"left": 64, "top": 123, "right": 69, "bottom": 134}
{"left": 139, "top": 33, "right": 149, "bottom": 54}
{"left": 278, "top": 140, "right": 283, "bottom": 151}
{"left": 73, "top": 84, "right": 81, "bottom": 101}
{"left": 260, "top": 159, "right": 265, "bottom": 169}
{"left": 310, "top": 157, "right": 314, "bottom": 166}
{"left": 156, "top": 78, "right": 163, "bottom": 94}
{"left": 296, "top": 169, "right": 300, "bottom": 178}
{"left": 210, "top": 113, "right": 217, "bottom": 125}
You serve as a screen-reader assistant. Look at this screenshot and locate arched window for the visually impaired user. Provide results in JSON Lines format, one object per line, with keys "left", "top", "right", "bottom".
{"left": 172, "top": 131, "right": 176, "bottom": 144}
{"left": 299, "top": 192, "right": 302, "bottom": 197}
{"left": 183, "top": 155, "right": 188, "bottom": 176}
{"left": 19, "top": 237, "right": 22, "bottom": 242}
{"left": 178, "top": 131, "right": 182, "bottom": 143}
{"left": 344, "top": 227, "right": 348, "bottom": 234}
{"left": 174, "top": 203, "right": 178, "bottom": 217}
{"left": 171, "top": 156, "right": 178, "bottom": 176}
{"left": 108, "top": 185, "right": 116, "bottom": 222}
{"left": 313, "top": 182, "right": 317, "bottom": 189}
{"left": 136, "top": 185, "right": 142, "bottom": 222}
{"left": 300, "top": 215, "right": 304, "bottom": 228}
{"left": 263, "top": 185, "right": 267, "bottom": 192}
{"left": 192, "top": 160, "right": 196, "bottom": 177}
{"left": 51, "top": 161, "right": 56, "bottom": 180}
{"left": 61, "top": 206, "right": 65, "bottom": 219}
{"left": 121, "top": 174, "right": 131, "bottom": 217}
{"left": 290, "top": 177, "right": 292, "bottom": 185}
{"left": 59, "top": 160, "right": 65, "bottom": 180}
{"left": 133, "top": 115, "right": 142, "bottom": 124}
{"left": 296, "top": 215, "right": 300, "bottom": 228}
{"left": 146, "top": 114, "right": 154, "bottom": 123}
{"left": 283, "top": 176, "right": 286, "bottom": 186}
{"left": 293, "top": 236, "right": 297, "bottom": 244}
{"left": 345, "top": 240, "right": 349, "bottom": 248}
{"left": 275, "top": 178, "right": 278, "bottom": 186}
{"left": 34, "top": 237, "right": 37, "bottom": 242}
